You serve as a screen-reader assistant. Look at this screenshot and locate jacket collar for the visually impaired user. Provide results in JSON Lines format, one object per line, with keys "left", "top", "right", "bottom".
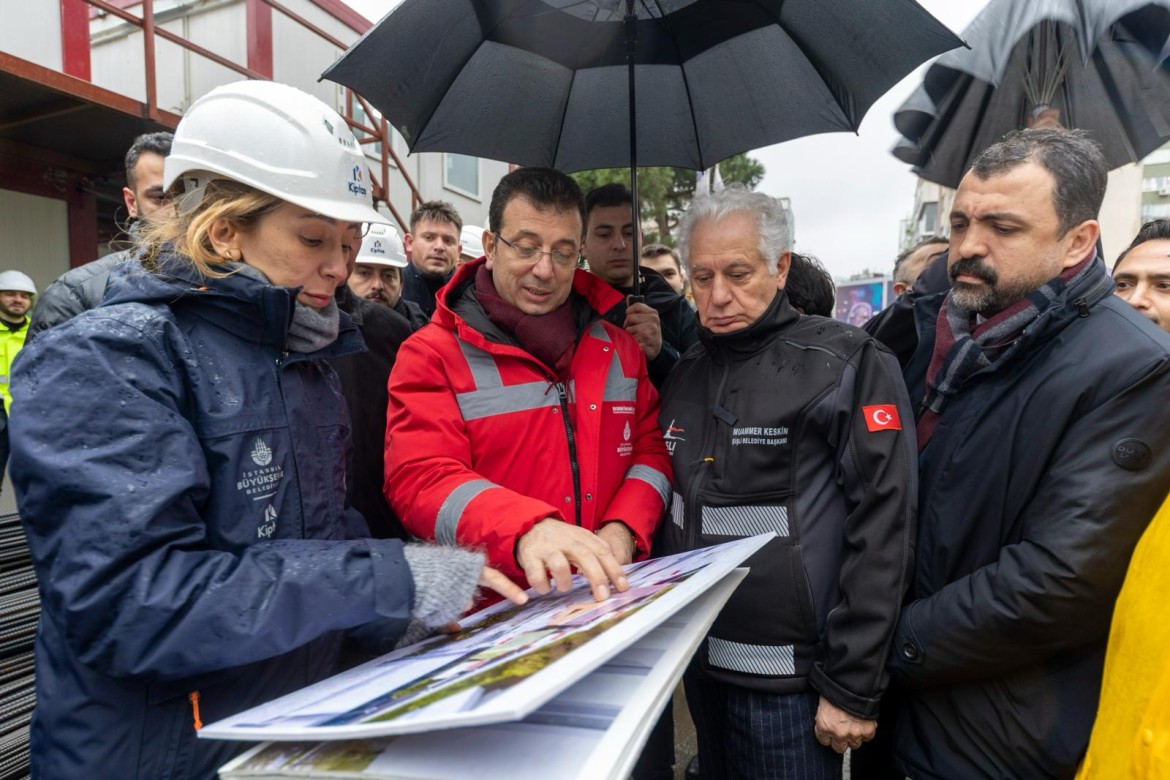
{"left": 434, "top": 257, "right": 623, "bottom": 345}
{"left": 102, "top": 250, "right": 362, "bottom": 358}
{"left": 698, "top": 289, "right": 800, "bottom": 360}
{"left": 404, "top": 259, "right": 452, "bottom": 290}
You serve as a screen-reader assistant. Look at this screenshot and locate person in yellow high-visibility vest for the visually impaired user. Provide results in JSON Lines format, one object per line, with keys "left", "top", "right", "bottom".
{"left": 0, "top": 270, "right": 35, "bottom": 414}
{"left": 1078, "top": 494, "right": 1170, "bottom": 779}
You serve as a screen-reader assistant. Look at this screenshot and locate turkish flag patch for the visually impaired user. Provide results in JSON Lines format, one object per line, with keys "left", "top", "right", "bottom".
{"left": 863, "top": 404, "right": 902, "bottom": 432}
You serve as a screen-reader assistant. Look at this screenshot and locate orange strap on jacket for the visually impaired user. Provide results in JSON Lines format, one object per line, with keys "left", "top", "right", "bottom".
{"left": 188, "top": 691, "right": 202, "bottom": 731}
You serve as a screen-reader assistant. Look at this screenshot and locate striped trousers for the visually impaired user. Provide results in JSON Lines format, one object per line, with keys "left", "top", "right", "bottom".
{"left": 685, "top": 665, "right": 842, "bottom": 780}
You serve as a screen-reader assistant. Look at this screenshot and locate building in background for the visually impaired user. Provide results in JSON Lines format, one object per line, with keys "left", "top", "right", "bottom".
{"left": 900, "top": 179, "right": 954, "bottom": 251}
{"left": 0, "top": 0, "right": 508, "bottom": 291}
{"left": 898, "top": 142, "right": 1170, "bottom": 268}
{"left": 1140, "top": 147, "right": 1170, "bottom": 224}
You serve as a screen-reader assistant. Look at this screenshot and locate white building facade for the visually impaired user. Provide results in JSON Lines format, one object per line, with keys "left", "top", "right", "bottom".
{"left": 0, "top": 0, "right": 506, "bottom": 291}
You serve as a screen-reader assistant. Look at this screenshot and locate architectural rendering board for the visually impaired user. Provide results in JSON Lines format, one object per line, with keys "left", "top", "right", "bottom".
{"left": 218, "top": 571, "right": 746, "bottom": 780}
{"left": 201, "top": 535, "right": 771, "bottom": 742}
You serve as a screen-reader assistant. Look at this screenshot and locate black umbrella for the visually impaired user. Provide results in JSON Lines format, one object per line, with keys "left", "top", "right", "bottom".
{"left": 324, "top": 0, "right": 961, "bottom": 293}
{"left": 893, "top": 0, "right": 1170, "bottom": 189}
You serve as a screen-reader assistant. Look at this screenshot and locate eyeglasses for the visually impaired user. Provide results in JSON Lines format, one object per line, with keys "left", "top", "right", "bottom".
{"left": 495, "top": 233, "right": 580, "bottom": 267}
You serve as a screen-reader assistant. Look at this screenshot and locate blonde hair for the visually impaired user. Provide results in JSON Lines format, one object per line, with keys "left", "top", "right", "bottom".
{"left": 138, "top": 179, "right": 283, "bottom": 277}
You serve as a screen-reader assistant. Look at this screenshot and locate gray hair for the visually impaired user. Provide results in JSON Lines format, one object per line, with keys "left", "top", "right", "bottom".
{"left": 677, "top": 184, "right": 792, "bottom": 273}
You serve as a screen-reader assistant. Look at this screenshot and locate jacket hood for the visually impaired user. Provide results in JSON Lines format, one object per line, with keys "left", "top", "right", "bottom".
{"left": 101, "top": 250, "right": 360, "bottom": 355}
{"left": 432, "top": 257, "right": 624, "bottom": 333}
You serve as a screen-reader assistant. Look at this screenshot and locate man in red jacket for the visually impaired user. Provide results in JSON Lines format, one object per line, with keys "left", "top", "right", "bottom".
{"left": 385, "top": 167, "right": 671, "bottom": 602}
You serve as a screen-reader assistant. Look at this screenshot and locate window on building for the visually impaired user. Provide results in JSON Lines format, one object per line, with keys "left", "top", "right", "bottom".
{"left": 1143, "top": 176, "right": 1170, "bottom": 193}
{"left": 916, "top": 201, "right": 938, "bottom": 236}
{"left": 444, "top": 154, "right": 480, "bottom": 199}
{"left": 348, "top": 99, "right": 386, "bottom": 162}
{"left": 1141, "top": 203, "right": 1170, "bottom": 221}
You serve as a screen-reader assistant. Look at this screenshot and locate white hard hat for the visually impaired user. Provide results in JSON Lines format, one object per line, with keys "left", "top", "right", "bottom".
{"left": 461, "top": 225, "right": 485, "bottom": 258}
{"left": 356, "top": 223, "right": 407, "bottom": 268}
{"left": 164, "top": 80, "right": 389, "bottom": 226}
{"left": 0, "top": 271, "right": 36, "bottom": 295}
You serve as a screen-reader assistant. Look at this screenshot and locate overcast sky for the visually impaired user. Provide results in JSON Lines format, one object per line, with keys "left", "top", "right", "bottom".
{"left": 339, "top": 0, "right": 990, "bottom": 280}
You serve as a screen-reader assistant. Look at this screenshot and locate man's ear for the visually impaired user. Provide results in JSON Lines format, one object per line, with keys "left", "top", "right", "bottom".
{"left": 206, "top": 217, "right": 243, "bottom": 261}
{"left": 123, "top": 186, "right": 139, "bottom": 219}
{"left": 1062, "top": 220, "right": 1101, "bottom": 268}
{"left": 776, "top": 251, "right": 792, "bottom": 289}
{"left": 482, "top": 230, "right": 496, "bottom": 270}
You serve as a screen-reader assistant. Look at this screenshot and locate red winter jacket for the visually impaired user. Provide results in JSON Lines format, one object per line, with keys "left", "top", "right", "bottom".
{"left": 384, "top": 259, "right": 672, "bottom": 585}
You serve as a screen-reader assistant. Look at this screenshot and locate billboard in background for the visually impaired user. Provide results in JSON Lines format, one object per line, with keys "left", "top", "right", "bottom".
{"left": 835, "top": 279, "right": 889, "bottom": 326}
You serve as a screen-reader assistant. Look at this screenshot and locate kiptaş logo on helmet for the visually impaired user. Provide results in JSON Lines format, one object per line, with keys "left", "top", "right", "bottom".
{"left": 348, "top": 165, "right": 367, "bottom": 197}
{"left": 370, "top": 240, "right": 385, "bottom": 255}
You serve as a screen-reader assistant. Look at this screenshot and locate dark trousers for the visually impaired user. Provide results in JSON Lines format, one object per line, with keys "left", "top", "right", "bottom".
{"left": 685, "top": 664, "right": 842, "bottom": 780}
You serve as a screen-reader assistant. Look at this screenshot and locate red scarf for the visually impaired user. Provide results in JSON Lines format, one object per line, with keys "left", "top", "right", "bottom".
{"left": 474, "top": 265, "right": 577, "bottom": 379}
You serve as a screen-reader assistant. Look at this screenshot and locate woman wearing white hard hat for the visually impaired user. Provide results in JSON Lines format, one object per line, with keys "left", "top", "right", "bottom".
{"left": 8, "top": 80, "right": 524, "bottom": 779}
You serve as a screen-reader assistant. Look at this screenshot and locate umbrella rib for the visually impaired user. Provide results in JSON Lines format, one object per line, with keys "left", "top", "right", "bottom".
{"left": 1089, "top": 45, "right": 1140, "bottom": 162}
{"left": 644, "top": 0, "right": 707, "bottom": 168}
{"left": 553, "top": 67, "right": 580, "bottom": 170}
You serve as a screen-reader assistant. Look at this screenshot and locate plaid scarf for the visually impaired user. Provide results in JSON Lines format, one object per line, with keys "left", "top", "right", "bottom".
{"left": 474, "top": 264, "right": 577, "bottom": 379}
{"left": 917, "top": 252, "right": 1095, "bottom": 451}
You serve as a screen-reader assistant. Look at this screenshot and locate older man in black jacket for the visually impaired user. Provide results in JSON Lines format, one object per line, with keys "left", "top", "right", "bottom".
{"left": 660, "top": 185, "right": 917, "bottom": 779}
{"left": 886, "top": 129, "right": 1170, "bottom": 779}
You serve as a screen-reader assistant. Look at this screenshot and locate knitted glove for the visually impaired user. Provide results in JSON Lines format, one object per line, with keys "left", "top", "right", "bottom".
{"left": 397, "top": 543, "right": 485, "bottom": 647}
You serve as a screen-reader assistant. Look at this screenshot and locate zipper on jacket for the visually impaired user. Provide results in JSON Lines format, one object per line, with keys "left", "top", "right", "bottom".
{"left": 686, "top": 361, "right": 732, "bottom": 550}
{"left": 188, "top": 691, "right": 203, "bottom": 731}
{"left": 554, "top": 380, "right": 583, "bottom": 526}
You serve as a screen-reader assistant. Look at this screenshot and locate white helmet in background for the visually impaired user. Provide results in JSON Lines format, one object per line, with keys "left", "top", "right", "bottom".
{"left": 0, "top": 271, "right": 37, "bottom": 295}
{"left": 356, "top": 223, "right": 407, "bottom": 268}
{"left": 460, "top": 225, "right": 485, "bottom": 259}
{"left": 164, "top": 80, "right": 390, "bottom": 226}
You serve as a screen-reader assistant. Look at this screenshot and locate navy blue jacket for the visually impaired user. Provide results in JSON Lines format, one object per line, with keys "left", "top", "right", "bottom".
{"left": 10, "top": 257, "right": 414, "bottom": 779}
{"left": 890, "top": 257, "right": 1170, "bottom": 778}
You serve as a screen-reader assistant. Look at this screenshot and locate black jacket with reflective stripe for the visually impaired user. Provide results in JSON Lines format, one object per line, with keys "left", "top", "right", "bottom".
{"left": 659, "top": 292, "right": 917, "bottom": 718}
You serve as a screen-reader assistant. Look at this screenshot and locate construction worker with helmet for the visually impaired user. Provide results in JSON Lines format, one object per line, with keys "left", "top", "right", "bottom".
{"left": 8, "top": 80, "right": 525, "bottom": 780}
{"left": 458, "top": 224, "right": 485, "bottom": 267}
{"left": 349, "top": 222, "right": 428, "bottom": 330}
{"left": 0, "top": 269, "right": 36, "bottom": 413}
